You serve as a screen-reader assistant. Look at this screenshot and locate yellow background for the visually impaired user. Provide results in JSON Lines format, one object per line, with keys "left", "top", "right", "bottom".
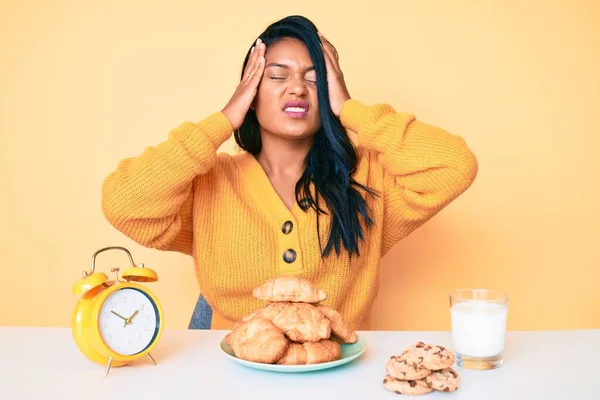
{"left": 1, "top": 0, "right": 599, "bottom": 331}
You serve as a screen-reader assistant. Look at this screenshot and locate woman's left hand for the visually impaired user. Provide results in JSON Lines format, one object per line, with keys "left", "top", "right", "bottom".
{"left": 318, "top": 32, "right": 351, "bottom": 117}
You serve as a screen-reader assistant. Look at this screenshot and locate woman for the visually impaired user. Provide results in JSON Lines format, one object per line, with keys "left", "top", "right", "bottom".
{"left": 101, "top": 15, "right": 478, "bottom": 331}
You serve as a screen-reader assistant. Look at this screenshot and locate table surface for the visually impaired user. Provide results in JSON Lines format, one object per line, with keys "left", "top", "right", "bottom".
{"left": 1, "top": 326, "right": 599, "bottom": 399}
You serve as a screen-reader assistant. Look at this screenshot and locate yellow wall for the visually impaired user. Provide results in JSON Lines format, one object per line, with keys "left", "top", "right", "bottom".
{"left": 2, "top": 0, "right": 599, "bottom": 331}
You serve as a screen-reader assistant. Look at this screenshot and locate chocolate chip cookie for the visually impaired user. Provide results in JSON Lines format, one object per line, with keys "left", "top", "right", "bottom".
{"left": 385, "top": 354, "right": 432, "bottom": 380}
{"left": 425, "top": 367, "right": 460, "bottom": 392}
{"left": 383, "top": 375, "right": 433, "bottom": 396}
{"left": 402, "top": 341, "right": 455, "bottom": 370}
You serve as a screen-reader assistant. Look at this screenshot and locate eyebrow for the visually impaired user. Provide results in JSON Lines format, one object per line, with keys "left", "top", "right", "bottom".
{"left": 265, "top": 63, "right": 315, "bottom": 72}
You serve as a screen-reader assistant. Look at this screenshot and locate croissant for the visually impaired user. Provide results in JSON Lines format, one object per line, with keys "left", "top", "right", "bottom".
{"left": 304, "top": 340, "right": 342, "bottom": 364}
{"left": 317, "top": 305, "right": 357, "bottom": 344}
{"left": 277, "top": 339, "right": 341, "bottom": 365}
{"left": 226, "top": 278, "right": 357, "bottom": 365}
{"left": 225, "top": 317, "right": 288, "bottom": 364}
{"left": 262, "top": 302, "right": 331, "bottom": 343}
{"left": 236, "top": 301, "right": 288, "bottom": 327}
{"left": 252, "top": 276, "right": 327, "bottom": 303}
{"left": 276, "top": 343, "right": 306, "bottom": 365}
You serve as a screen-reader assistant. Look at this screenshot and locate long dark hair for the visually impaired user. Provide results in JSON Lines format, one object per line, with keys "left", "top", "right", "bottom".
{"left": 234, "top": 15, "right": 377, "bottom": 258}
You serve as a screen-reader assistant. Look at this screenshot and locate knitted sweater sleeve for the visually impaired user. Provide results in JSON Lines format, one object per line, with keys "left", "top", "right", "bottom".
{"left": 101, "top": 112, "right": 233, "bottom": 255}
{"left": 339, "top": 100, "right": 478, "bottom": 255}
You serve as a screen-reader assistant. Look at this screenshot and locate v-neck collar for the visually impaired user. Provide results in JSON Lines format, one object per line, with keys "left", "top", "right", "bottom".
{"left": 233, "top": 152, "right": 310, "bottom": 226}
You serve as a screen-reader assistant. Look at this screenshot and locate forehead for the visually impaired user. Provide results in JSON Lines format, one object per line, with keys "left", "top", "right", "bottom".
{"left": 265, "top": 38, "right": 312, "bottom": 65}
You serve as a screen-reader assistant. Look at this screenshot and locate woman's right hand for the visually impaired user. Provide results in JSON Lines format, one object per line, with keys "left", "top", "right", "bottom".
{"left": 221, "top": 38, "right": 266, "bottom": 130}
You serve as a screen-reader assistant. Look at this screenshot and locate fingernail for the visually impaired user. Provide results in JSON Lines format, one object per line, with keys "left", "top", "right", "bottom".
{"left": 256, "top": 38, "right": 261, "bottom": 45}
{"left": 251, "top": 46, "right": 255, "bottom": 53}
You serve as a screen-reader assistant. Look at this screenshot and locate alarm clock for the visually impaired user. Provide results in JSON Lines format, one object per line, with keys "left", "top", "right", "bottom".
{"left": 72, "top": 246, "right": 164, "bottom": 377}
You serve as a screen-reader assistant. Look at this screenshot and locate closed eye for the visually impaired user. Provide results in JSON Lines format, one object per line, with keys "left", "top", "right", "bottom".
{"left": 269, "top": 76, "right": 317, "bottom": 84}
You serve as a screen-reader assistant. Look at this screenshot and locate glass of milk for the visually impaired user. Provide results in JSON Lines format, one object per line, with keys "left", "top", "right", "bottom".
{"left": 449, "top": 288, "right": 508, "bottom": 370}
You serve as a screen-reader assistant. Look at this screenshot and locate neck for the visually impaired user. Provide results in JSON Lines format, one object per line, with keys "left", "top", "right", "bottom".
{"left": 256, "top": 133, "right": 313, "bottom": 178}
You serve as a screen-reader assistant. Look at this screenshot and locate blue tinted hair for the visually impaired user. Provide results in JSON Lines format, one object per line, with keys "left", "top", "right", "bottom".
{"left": 234, "top": 15, "right": 377, "bottom": 258}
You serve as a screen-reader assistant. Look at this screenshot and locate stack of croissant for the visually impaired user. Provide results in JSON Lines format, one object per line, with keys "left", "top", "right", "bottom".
{"left": 225, "top": 277, "right": 357, "bottom": 365}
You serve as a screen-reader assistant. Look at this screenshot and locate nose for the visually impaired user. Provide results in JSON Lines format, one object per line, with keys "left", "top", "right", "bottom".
{"left": 287, "top": 77, "right": 308, "bottom": 97}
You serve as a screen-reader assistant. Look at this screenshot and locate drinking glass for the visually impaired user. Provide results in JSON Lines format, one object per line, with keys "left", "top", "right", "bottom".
{"left": 449, "top": 288, "right": 508, "bottom": 369}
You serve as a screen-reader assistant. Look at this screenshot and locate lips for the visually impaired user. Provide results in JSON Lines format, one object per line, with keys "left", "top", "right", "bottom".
{"left": 283, "top": 101, "right": 309, "bottom": 118}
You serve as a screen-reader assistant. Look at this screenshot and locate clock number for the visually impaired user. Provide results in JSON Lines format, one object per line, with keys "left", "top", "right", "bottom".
{"left": 144, "top": 326, "right": 148, "bottom": 332}
{"left": 103, "top": 323, "right": 108, "bottom": 328}
{"left": 128, "top": 341, "right": 133, "bottom": 347}
{"left": 121, "top": 296, "right": 127, "bottom": 304}
{"left": 108, "top": 333, "right": 113, "bottom": 341}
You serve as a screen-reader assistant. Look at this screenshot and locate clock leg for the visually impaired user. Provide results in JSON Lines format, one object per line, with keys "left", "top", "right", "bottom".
{"left": 104, "top": 357, "right": 113, "bottom": 378}
{"left": 146, "top": 353, "right": 156, "bottom": 365}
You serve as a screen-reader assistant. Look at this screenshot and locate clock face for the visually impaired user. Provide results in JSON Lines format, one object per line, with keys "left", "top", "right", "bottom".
{"left": 98, "top": 287, "right": 160, "bottom": 356}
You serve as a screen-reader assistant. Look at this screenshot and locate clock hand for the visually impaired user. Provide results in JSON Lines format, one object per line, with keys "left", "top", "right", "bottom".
{"left": 125, "top": 309, "right": 140, "bottom": 326}
{"left": 111, "top": 310, "right": 128, "bottom": 327}
{"left": 111, "top": 310, "right": 127, "bottom": 321}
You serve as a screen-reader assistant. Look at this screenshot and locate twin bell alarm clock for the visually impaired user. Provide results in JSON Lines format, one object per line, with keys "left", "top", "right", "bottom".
{"left": 72, "top": 246, "right": 164, "bottom": 377}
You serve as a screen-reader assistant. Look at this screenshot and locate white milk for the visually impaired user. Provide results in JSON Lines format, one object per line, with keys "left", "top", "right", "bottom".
{"left": 450, "top": 301, "right": 508, "bottom": 357}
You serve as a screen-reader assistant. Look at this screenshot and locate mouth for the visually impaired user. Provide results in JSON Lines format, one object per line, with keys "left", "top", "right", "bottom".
{"left": 282, "top": 101, "right": 309, "bottom": 119}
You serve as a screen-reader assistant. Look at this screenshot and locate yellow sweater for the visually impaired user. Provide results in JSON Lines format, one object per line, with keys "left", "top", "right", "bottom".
{"left": 101, "top": 99, "right": 478, "bottom": 330}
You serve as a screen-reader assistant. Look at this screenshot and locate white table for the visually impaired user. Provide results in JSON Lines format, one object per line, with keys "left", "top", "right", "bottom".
{"left": 1, "top": 327, "right": 598, "bottom": 399}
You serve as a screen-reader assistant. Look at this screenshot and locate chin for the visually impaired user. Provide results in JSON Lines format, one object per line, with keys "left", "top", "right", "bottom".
{"left": 280, "top": 129, "right": 318, "bottom": 140}
{"left": 265, "top": 122, "right": 318, "bottom": 140}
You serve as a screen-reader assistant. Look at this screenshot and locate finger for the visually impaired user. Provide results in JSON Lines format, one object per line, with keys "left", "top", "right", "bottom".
{"left": 244, "top": 39, "right": 262, "bottom": 81}
{"left": 318, "top": 32, "right": 335, "bottom": 55}
{"left": 244, "top": 46, "right": 256, "bottom": 76}
{"left": 318, "top": 32, "right": 341, "bottom": 72}
{"left": 321, "top": 44, "right": 337, "bottom": 74}
{"left": 249, "top": 41, "right": 266, "bottom": 80}
{"left": 251, "top": 55, "right": 265, "bottom": 84}
{"left": 247, "top": 44, "right": 266, "bottom": 84}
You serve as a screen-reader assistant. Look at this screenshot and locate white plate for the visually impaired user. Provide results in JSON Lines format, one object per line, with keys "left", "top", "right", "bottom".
{"left": 220, "top": 335, "right": 367, "bottom": 373}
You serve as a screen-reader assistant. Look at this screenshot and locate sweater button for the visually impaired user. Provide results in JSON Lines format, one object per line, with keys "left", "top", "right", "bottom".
{"left": 299, "top": 197, "right": 313, "bottom": 210}
{"left": 283, "top": 249, "right": 297, "bottom": 263}
{"left": 282, "top": 221, "right": 293, "bottom": 235}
